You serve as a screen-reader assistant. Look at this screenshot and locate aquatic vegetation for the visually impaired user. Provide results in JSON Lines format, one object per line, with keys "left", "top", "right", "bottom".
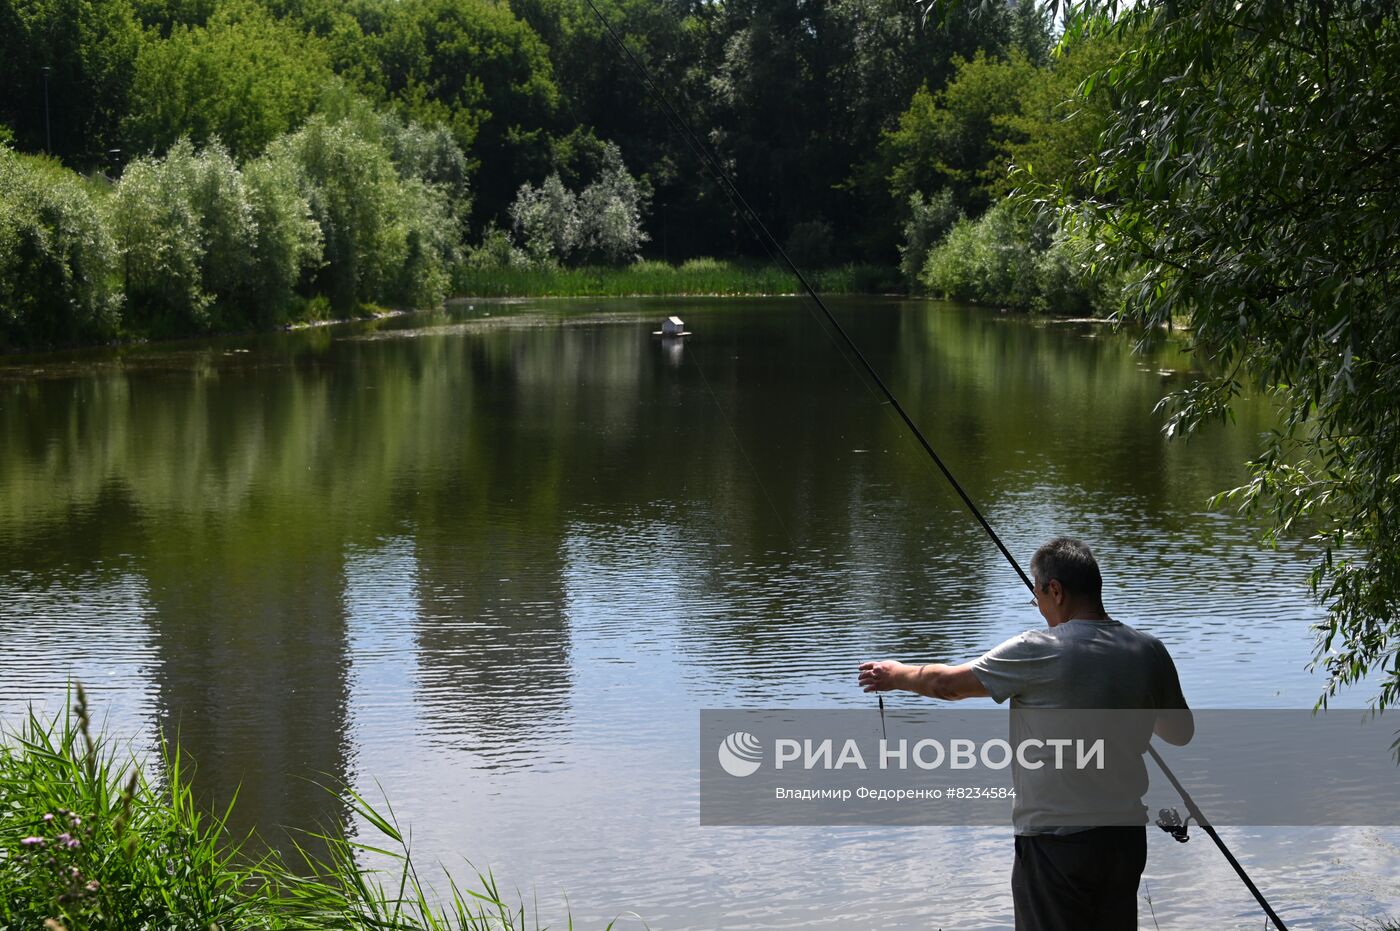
{"left": 0, "top": 685, "right": 627, "bottom": 930}
{"left": 453, "top": 258, "right": 897, "bottom": 298}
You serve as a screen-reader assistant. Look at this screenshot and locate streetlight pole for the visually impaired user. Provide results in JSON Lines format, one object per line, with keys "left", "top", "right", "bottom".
{"left": 41, "top": 66, "right": 51, "bottom": 153}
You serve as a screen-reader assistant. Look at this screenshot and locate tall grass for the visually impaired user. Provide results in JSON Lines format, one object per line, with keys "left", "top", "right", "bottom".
{"left": 0, "top": 685, "right": 631, "bottom": 930}
{"left": 453, "top": 258, "right": 899, "bottom": 298}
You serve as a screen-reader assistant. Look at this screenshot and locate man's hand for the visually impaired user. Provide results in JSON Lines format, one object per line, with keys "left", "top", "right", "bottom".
{"left": 858, "top": 660, "right": 910, "bottom": 692}
{"left": 859, "top": 660, "right": 990, "bottom": 701}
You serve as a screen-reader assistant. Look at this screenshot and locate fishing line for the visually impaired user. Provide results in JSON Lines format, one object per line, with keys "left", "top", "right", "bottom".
{"left": 578, "top": 0, "right": 1288, "bottom": 925}
{"left": 684, "top": 337, "right": 889, "bottom": 740}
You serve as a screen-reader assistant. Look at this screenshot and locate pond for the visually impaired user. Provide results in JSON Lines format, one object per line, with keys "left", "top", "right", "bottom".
{"left": 0, "top": 296, "right": 1395, "bottom": 929}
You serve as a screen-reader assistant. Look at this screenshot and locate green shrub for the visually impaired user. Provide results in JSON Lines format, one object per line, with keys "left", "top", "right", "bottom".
{"left": 919, "top": 198, "right": 1105, "bottom": 313}
{"left": 899, "top": 190, "right": 962, "bottom": 286}
{"left": 0, "top": 148, "right": 121, "bottom": 349}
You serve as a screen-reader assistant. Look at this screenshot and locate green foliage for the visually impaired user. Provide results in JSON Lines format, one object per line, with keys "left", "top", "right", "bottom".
{"left": 510, "top": 173, "right": 578, "bottom": 266}
{"left": 784, "top": 219, "right": 835, "bottom": 269}
{"left": 314, "top": 80, "right": 474, "bottom": 235}
{"left": 921, "top": 200, "right": 1041, "bottom": 308}
{"left": 109, "top": 140, "right": 216, "bottom": 332}
{"left": 243, "top": 145, "right": 323, "bottom": 324}
{"left": 274, "top": 116, "right": 401, "bottom": 311}
{"left": 124, "top": 0, "right": 335, "bottom": 160}
{"left": 920, "top": 199, "right": 1107, "bottom": 313}
{"left": 0, "top": 687, "right": 600, "bottom": 929}
{"left": 363, "top": 0, "right": 558, "bottom": 221}
{"left": 1001, "top": 25, "right": 1130, "bottom": 200}
{"left": 0, "top": 687, "right": 273, "bottom": 929}
{"left": 110, "top": 138, "right": 265, "bottom": 333}
{"left": 509, "top": 142, "right": 648, "bottom": 266}
{"left": 883, "top": 51, "right": 1039, "bottom": 214}
{"left": 0, "top": 0, "right": 141, "bottom": 165}
{"left": 1048, "top": 0, "right": 1400, "bottom": 707}
{"left": 899, "top": 189, "right": 962, "bottom": 286}
{"left": 454, "top": 257, "right": 896, "bottom": 298}
{"left": 575, "top": 143, "right": 651, "bottom": 264}
{"left": 462, "top": 222, "right": 529, "bottom": 272}
{"left": 0, "top": 148, "right": 121, "bottom": 348}
{"left": 274, "top": 115, "right": 457, "bottom": 312}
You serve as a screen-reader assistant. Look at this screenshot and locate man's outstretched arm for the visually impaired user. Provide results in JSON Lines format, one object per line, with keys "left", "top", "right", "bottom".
{"left": 858, "top": 660, "right": 989, "bottom": 701}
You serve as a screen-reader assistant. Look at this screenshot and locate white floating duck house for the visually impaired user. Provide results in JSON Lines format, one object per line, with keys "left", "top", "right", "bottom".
{"left": 654, "top": 316, "right": 691, "bottom": 337}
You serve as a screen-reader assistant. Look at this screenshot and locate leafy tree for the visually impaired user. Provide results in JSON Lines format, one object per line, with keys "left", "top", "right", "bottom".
{"left": 883, "top": 50, "right": 1038, "bottom": 215}
{"left": 575, "top": 142, "right": 650, "bottom": 264}
{"left": 509, "top": 140, "right": 649, "bottom": 265}
{"left": 832, "top": 0, "right": 1039, "bottom": 257}
{"left": 510, "top": 174, "right": 579, "bottom": 265}
{"left": 124, "top": 0, "right": 335, "bottom": 160}
{"left": 920, "top": 200, "right": 1045, "bottom": 308}
{"left": 1000, "top": 25, "right": 1130, "bottom": 200}
{"left": 899, "top": 189, "right": 962, "bottom": 286}
{"left": 110, "top": 138, "right": 256, "bottom": 332}
{"left": 0, "top": 147, "right": 121, "bottom": 347}
{"left": 0, "top": 0, "right": 141, "bottom": 165}
{"left": 511, "top": 0, "right": 712, "bottom": 254}
{"left": 242, "top": 144, "right": 322, "bottom": 323}
{"left": 364, "top": 0, "right": 558, "bottom": 222}
{"left": 1036, "top": 1, "right": 1400, "bottom": 707}
{"left": 314, "top": 80, "right": 473, "bottom": 236}
{"left": 272, "top": 115, "right": 456, "bottom": 311}
{"left": 128, "top": 0, "right": 217, "bottom": 33}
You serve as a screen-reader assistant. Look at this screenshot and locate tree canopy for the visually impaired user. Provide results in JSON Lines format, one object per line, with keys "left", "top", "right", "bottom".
{"left": 1018, "top": 0, "right": 1400, "bottom": 708}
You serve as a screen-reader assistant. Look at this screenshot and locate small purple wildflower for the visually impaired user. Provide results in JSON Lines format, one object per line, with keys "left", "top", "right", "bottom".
{"left": 42, "top": 813, "right": 54, "bottom": 823}
{"left": 20, "top": 836, "right": 44, "bottom": 847}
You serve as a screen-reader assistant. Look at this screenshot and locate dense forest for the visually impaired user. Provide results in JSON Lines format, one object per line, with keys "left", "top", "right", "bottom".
{"left": 0, "top": 0, "right": 1093, "bottom": 346}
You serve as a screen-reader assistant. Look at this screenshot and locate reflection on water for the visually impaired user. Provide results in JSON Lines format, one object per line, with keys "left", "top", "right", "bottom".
{"left": 0, "top": 297, "right": 1395, "bottom": 929}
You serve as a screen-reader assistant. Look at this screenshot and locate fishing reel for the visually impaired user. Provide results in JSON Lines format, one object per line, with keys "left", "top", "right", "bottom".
{"left": 1156, "top": 807, "right": 1192, "bottom": 843}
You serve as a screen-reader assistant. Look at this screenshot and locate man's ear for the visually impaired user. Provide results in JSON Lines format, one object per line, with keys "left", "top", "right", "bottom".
{"left": 1048, "top": 579, "right": 1065, "bottom": 604}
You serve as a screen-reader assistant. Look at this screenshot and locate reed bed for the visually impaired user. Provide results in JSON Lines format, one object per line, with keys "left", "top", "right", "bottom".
{"left": 452, "top": 258, "right": 899, "bottom": 298}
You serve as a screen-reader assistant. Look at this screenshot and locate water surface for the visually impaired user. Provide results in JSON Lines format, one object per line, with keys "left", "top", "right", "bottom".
{"left": 1, "top": 297, "right": 1395, "bottom": 929}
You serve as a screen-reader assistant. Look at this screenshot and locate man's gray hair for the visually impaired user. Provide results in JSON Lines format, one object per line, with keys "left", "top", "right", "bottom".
{"left": 1030, "top": 537, "right": 1103, "bottom": 601}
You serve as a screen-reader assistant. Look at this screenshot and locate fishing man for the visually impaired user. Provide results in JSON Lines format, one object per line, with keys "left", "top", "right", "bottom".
{"left": 857, "top": 536, "right": 1193, "bottom": 931}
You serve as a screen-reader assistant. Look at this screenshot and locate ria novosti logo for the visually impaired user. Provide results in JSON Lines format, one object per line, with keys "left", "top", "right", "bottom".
{"left": 717, "top": 731, "right": 763, "bottom": 777}
{"left": 716, "top": 732, "right": 1110, "bottom": 777}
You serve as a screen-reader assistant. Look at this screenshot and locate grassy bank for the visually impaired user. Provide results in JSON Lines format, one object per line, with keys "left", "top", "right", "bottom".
{"left": 453, "top": 258, "right": 900, "bottom": 298}
{"left": 0, "top": 686, "right": 611, "bottom": 930}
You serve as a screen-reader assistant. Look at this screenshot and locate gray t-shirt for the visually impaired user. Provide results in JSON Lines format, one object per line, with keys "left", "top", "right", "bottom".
{"left": 970, "top": 618, "right": 1189, "bottom": 835}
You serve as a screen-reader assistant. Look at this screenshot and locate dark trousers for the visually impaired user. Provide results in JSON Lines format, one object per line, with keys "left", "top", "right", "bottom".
{"left": 1012, "top": 826, "right": 1147, "bottom": 931}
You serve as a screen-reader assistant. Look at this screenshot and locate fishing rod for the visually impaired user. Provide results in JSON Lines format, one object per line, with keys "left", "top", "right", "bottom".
{"left": 576, "top": 1, "right": 1288, "bottom": 927}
